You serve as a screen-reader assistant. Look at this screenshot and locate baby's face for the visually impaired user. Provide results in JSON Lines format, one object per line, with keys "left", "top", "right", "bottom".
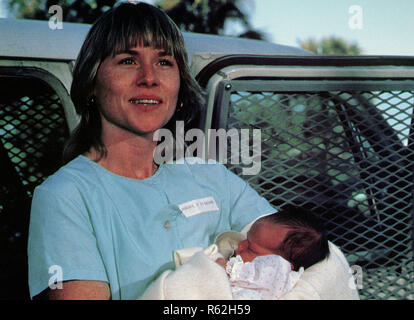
{"left": 234, "top": 220, "right": 290, "bottom": 263}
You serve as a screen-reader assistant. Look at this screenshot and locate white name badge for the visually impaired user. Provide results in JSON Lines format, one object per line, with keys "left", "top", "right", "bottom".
{"left": 178, "top": 197, "right": 219, "bottom": 218}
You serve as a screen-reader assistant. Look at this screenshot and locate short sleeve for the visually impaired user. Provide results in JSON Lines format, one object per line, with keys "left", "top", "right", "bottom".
{"left": 225, "top": 168, "right": 275, "bottom": 231}
{"left": 27, "top": 184, "right": 108, "bottom": 299}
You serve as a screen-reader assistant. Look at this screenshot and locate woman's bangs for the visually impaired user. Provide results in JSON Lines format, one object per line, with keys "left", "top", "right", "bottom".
{"left": 107, "top": 15, "right": 176, "bottom": 57}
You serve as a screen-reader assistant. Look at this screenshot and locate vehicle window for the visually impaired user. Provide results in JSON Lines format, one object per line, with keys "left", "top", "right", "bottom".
{"left": 0, "top": 75, "right": 69, "bottom": 299}
{"left": 222, "top": 86, "right": 414, "bottom": 299}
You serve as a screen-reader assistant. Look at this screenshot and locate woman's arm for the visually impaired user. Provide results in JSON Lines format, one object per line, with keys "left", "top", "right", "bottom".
{"left": 35, "top": 280, "right": 111, "bottom": 300}
{"left": 29, "top": 185, "right": 110, "bottom": 300}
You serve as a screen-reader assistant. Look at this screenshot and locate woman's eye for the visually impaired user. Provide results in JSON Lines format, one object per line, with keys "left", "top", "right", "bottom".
{"left": 158, "top": 59, "right": 173, "bottom": 67}
{"left": 119, "top": 57, "right": 135, "bottom": 65}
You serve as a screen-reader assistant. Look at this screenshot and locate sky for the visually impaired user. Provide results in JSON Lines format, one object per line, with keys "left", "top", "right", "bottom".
{"left": 248, "top": 0, "right": 414, "bottom": 55}
{"left": 0, "top": 0, "right": 413, "bottom": 55}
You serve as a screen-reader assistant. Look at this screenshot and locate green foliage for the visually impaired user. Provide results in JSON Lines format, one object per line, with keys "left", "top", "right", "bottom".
{"left": 9, "top": 0, "right": 115, "bottom": 23}
{"left": 156, "top": 0, "right": 267, "bottom": 39}
{"left": 299, "top": 36, "right": 363, "bottom": 55}
{"left": 157, "top": 0, "right": 248, "bottom": 34}
{"left": 9, "top": 0, "right": 266, "bottom": 39}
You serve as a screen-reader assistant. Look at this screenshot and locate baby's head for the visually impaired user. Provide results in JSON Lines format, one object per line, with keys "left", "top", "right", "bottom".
{"left": 235, "top": 206, "right": 330, "bottom": 271}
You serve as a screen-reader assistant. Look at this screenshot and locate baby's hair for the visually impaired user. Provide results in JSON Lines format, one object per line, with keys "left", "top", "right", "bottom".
{"left": 259, "top": 206, "right": 330, "bottom": 271}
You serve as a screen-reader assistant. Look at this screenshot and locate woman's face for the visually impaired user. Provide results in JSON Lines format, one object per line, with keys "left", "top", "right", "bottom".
{"left": 93, "top": 44, "right": 180, "bottom": 139}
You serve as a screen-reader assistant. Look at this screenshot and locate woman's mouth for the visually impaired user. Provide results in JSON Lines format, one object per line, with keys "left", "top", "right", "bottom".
{"left": 129, "top": 98, "right": 162, "bottom": 105}
{"left": 129, "top": 97, "right": 163, "bottom": 111}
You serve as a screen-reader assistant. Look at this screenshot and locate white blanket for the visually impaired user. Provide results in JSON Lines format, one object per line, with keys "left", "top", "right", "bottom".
{"left": 140, "top": 245, "right": 233, "bottom": 300}
{"left": 139, "top": 231, "right": 360, "bottom": 300}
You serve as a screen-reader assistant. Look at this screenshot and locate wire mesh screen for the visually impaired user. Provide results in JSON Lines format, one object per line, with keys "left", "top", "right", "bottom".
{"left": 0, "top": 76, "right": 69, "bottom": 299}
{"left": 220, "top": 83, "right": 414, "bottom": 299}
{"left": 0, "top": 79, "right": 68, "bottom": 199}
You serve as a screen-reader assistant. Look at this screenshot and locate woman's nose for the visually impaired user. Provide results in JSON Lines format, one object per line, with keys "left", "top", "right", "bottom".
{"left": 137, "top": 64, "right": 159, "bottom": 87}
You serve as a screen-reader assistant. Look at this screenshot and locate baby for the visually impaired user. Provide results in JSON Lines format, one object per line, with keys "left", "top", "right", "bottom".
{"left": 140, "top": 206, "right": 359, "bottom": 300}
{"left": 216, "top": 206, "right": 330, "bottom": 299}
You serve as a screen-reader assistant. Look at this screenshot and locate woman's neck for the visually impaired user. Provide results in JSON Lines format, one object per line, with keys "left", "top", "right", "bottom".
{"left": 85, "top": 132, "right": 159, "bottom": 180}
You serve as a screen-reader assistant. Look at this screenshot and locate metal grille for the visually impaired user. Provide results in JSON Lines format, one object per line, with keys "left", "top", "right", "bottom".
{"left": 0, "top": 80, "right": 68, "bottom": 196}
{"left": 0, "top": 76, "right": 69, "bottom": 299}
{"left": 218, "top": 81, "right": 414, "bottom": 299}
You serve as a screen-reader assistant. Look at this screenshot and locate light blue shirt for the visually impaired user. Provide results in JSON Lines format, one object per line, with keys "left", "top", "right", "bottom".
{"left": 28, "top": 156, "right": 274, "bottom": 299}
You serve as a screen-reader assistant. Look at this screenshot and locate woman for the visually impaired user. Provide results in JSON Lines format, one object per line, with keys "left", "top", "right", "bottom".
{"left": 27, "top": 2, "right": 274, "bottom": 299}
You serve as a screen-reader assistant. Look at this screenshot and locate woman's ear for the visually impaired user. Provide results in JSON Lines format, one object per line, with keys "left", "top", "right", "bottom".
{"left": 87, "top": 95, "right": 97, "bottom": 107}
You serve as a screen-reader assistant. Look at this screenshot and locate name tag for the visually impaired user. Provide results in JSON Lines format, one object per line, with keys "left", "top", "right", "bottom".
{"left": 178, "top": 197, "right": 219, "bottom": 218}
